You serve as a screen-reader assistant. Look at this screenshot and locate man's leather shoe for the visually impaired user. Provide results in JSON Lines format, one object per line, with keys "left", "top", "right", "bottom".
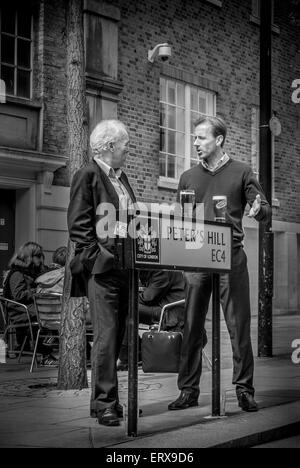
{"left": 97, "top": 407, "right": 120, "bottom": 426}
{"left": 168, "top": 391, "right": 198, "bottom": 410}
{"left": 115, "top": 403, "right": 142, "bottom": 418}
{"left": 238, "top": 392, "right": 258, "bottom": 412}
{"left": 115, "top": 402, "right": 123, "bottom": 417}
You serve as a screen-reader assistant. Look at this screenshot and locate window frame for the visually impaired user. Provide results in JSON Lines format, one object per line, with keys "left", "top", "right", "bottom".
{"left": 0, "top": 7, "right": 33, "bottom": 100}
{"left": 250, "top": 0, "right": 280, "bottom": 34}
{"left": 159, "top": 77, "right": 216, "bottom": 186}
{"left": 251, "top": 0, "right": 274, "bottom": 22}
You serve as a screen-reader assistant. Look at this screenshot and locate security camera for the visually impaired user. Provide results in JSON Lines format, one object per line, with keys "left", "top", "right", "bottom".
{"left": 148, "top": 43, "right": 171, "bottom": 63}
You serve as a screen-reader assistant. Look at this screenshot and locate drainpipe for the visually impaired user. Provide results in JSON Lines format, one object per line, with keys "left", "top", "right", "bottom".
{"left": 258, "top": 0, "right": 274, "bottom": 357}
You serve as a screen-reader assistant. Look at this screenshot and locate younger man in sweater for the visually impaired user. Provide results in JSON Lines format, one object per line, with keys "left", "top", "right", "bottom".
{"left": 169, "top": 116, "right": 271, "bottom": 413}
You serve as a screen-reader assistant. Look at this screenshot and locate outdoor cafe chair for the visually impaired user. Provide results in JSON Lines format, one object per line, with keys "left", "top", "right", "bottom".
{"left": 31, "top": 293, "right": 93, "bottom": 372}
{"left": 0, "top": 296, "right": 38, "bottom": 362}
{"left": 30, "top": 293, "right": 62, "bottom": 372}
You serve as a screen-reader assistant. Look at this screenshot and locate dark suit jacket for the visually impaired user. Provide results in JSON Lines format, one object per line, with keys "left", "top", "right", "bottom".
{"left": 139, "top": 270, "right": 185, "bottom": 309}
{"left": 139, "top": 270, "right": 186, "bottom": 331}
{"left": 67, "top": 160, "right": 136, "bottom": 297}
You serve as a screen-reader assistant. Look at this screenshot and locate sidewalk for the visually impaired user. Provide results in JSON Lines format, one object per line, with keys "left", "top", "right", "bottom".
{"left": 0, "top": 314, "right": 299, "bottom": 448}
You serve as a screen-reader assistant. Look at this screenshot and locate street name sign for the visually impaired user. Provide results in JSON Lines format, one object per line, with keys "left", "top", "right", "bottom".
{"left": 134, "top": 214, "right": 232, "bottom": 273}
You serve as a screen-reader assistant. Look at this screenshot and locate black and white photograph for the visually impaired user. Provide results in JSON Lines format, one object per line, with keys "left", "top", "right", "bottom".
{"left": 0, "top": 0, "right": 300, "bottom": 452}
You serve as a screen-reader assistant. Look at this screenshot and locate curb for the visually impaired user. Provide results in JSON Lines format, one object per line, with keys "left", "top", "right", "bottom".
{"left": 108, "top": 401, "right": 300, "bottom": 449}
{"left": 210, "top": 421, "right": 300, "bottom": 448}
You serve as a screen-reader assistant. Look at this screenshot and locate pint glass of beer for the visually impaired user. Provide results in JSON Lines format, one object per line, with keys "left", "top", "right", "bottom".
{"left": 180, "top": 189, "right": 195, "bottom": 219}
{"left": 212, "top": 195, "right": 227, "bottom": 222}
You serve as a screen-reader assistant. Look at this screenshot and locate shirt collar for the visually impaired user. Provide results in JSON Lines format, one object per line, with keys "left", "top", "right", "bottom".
{"left": 94, "top": 157, "right": 122, "bottom": 179}
{"left": 201, "top": 152, "right": 229, "bottom": 172}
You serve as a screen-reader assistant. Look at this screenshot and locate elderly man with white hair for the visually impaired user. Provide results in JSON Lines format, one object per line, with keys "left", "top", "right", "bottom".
{"left": 68, "top": 119, "right": 136, "bottom": 426}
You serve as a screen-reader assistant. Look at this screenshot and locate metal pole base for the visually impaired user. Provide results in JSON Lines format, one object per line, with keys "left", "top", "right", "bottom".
{"left": 204, "top": 415, "right": 228, "bottom": 420}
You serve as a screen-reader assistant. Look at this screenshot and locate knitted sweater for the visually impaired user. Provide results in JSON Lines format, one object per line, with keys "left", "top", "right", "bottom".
{"left": 177, "top": 158, "right": 271, "bottom": 246}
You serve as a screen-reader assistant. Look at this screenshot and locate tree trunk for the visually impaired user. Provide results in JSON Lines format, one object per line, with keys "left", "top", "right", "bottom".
{"left": 57, "top": 0, "right": 89, "bottom": 390}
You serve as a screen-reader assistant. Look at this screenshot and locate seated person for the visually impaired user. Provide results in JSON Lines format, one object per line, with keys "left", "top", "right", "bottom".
{"left": 36, "top": 246, "right": 67, "bottom": 295}
{"left": 117, "top": 270, "right": 186, "bottom": 370}
{"left": 2, "top": 242, "right": 57, "bottom": 365}
{"left": 138, "top": 270, "right": 185, "bottom": 331}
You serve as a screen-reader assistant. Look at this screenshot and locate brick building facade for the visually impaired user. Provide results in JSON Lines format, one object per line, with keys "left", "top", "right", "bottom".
{"left": 0, "top": 0, "right": 299, "bottom": 315}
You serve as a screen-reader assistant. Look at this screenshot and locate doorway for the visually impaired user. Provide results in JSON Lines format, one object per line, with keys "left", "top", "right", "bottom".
{"left": 0, "top": 190, "right": 16, "bottom": 287}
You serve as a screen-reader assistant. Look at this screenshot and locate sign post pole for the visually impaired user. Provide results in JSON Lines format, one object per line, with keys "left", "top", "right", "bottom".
{"left": 125, "top": 212, "right": 231, "bottom": 434}
{"left": 212, "top": 272, "right": 221, "bottom": 416}
{"left": 127, "top": 235, "right": 139, "bottom": 437}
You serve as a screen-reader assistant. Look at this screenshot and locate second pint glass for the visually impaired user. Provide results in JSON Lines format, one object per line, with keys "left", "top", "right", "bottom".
{"left": 212, "top": 195, "right": 227, "bottom": 222}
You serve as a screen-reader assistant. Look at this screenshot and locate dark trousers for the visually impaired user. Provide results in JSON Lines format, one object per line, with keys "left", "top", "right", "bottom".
{"left": 88, "top": 269, "right": 129, "bottom": 414}
{"left": 178, "top": 246, "right": 254, "bottom": 398}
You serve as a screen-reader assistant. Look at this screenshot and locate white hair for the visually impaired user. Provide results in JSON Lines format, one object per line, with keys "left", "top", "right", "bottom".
{"left": 90, "top": 119, "right": 128, "bottom": 155}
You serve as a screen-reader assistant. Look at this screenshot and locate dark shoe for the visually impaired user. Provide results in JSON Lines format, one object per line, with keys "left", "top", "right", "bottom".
{"left": 115, "top": 402, "right": 143, "bottom": 418}
{"left": 238, "top": 392, "right": 258, "bottom": 412}
{"left": 115, "top": 402, "right": 123, "bottom": 417}
{"left": 168, "top": 391, "right": 198, "bottom": 411}
{"left": 97, "top": 408, "right": 120, "bottom": 426}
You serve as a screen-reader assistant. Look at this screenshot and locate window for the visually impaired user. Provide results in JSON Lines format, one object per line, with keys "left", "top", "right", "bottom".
{"left": 251, "top": 0, "right": 280, "bottom": 33}
{"left": 252, "top": 0, "right": 274, "bottom": 22}
{"left": 0, "top": 5, "right": 33, "bottom": 99}
{"left": 159, "top": 78, "right": 216, "bottom": 182}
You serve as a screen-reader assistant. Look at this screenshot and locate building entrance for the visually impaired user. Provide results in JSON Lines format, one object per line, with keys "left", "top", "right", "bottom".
{"left": 0, "top": 190, "right": 16, "bottom": 288}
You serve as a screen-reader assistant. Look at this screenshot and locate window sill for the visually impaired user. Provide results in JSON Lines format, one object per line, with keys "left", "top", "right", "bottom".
{"left": 249, "top": 15, "right": 280, "bottom": 35}
{"left": 3, "top": 95, "right": 41, "bottom": 109}
{"left": 203, "top": 0, "right": 222, "bottom": 7}
{"left": 157, "top": 178, "right": 179, "bottom": 191}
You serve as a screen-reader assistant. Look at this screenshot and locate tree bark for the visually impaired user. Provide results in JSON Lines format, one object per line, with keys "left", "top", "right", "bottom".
{"left": 57, "top": 0, "right": 89, "bottom": 390}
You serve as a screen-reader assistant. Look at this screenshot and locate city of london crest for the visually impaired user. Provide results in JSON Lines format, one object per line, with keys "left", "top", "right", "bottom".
{"left": 135, "top": 220, "right": 160, "bottom": 263}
